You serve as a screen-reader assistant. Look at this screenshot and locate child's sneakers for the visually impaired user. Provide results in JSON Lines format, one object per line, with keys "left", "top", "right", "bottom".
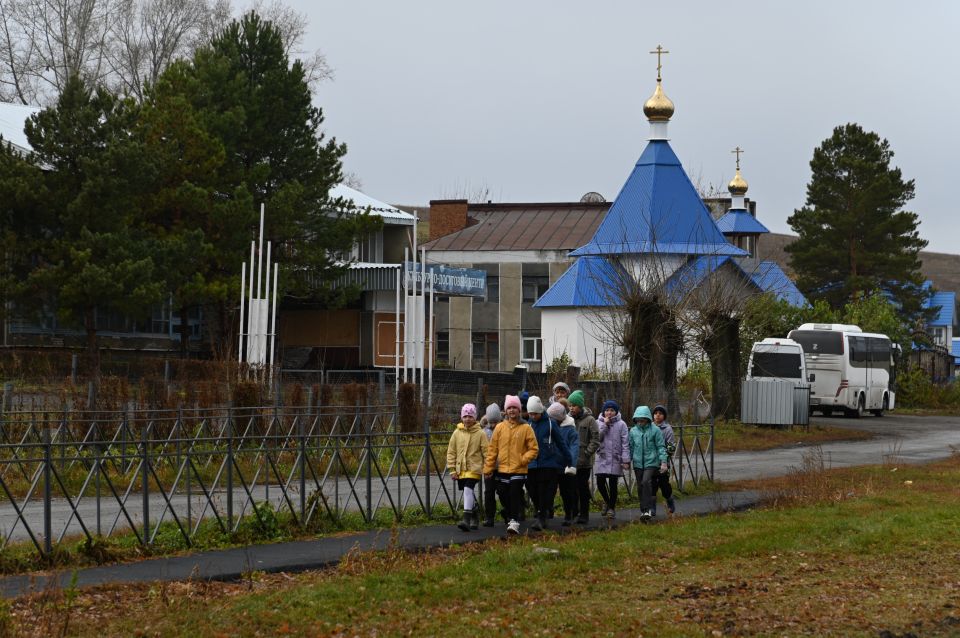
{"left": 640, "top": 510, "right": 653, "bottom": 521}
{"left": 506, "top": 519, "right": 520, "bottom": 535}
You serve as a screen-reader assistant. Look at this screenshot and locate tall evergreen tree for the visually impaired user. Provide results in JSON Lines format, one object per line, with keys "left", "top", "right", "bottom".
{"left": 786, "top": 123, "right": 928, "bottom": 318}
{"left": 17, "top": 77, "right": 164, "bottom": 373}
{"left": 161, "top": 11, "right": 378, "bottom": 353}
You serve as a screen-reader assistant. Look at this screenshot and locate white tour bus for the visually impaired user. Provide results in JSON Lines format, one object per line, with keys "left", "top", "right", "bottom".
{"left": 787, "top": 323, "right": 898, "bottom": 417}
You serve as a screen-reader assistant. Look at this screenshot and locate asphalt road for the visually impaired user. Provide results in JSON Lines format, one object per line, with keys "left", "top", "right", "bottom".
{"left": 714, "top": 412, "right": 960, "bottom": 481}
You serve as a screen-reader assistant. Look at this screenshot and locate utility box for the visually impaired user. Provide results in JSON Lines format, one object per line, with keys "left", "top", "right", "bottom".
{"left": 742, "top": 379, "right": 810, "bottom": 426}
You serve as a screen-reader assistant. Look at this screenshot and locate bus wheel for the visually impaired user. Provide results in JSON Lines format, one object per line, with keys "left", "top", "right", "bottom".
{"left": 846, "top": 395, "right": 864, "bottom": 419}
{"left": 872, "top": 395, "right": 887, "bottom": 417}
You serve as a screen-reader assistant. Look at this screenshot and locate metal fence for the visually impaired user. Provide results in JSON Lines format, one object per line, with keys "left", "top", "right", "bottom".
{"left": 0, "top": 405, "right": 713, "bottom": 557}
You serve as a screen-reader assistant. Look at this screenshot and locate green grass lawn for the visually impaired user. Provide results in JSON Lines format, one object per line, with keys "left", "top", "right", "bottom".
{"left": 710, "top": 419, "right": 873, "bottom": 452}
{"left": 10, "top": 453, "right": 960, "bottom": 637}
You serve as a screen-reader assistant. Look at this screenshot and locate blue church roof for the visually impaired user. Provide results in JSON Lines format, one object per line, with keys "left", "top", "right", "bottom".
{"left": 715, "top": 209, "right": 770, "bottom": 235}
{"left": 749, "top": 261, "right": 808, "bottom": 307}
{"left": 663, "top": 256, "right": 734, "bottom": 299}
{"left": 661, "top": 257, "right": 806, "bottom": 307}
{"left": 571, "top": 141, "right": 747, "bottom": 258}
{"left": 532, "top": 257, "right": 622, "bottom": 308}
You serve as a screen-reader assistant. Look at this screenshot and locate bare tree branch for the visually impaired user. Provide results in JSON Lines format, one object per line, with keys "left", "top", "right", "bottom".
{"left": 0, "top": 0, "right": 333, "bottom": 106}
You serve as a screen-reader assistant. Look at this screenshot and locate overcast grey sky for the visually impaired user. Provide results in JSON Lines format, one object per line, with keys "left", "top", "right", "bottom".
{"left": 292, "top": 1, "right": 959, "bottom": 252}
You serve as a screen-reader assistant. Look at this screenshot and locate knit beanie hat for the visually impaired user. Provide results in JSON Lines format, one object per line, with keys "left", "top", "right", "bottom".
{"left": 461, "top": 403, "right": 477, "bottom": 419}
{"left": 504, "top": 395, "right": 522, "bottom": 411}
{"left": 485, "top": 403, "right": 502, "bottom": 424}
{"left": 652, "top": 404, "right": 668, "bottom": 418}
{"left": 601, "top": 399, "right": 620, "bottom": 415}
{"left": 526, "top": 395, "right": 545, "bottom": 415}
{"left": 552, "top": 381, "right": 570, "bottom": 394}
{"left": 568, "top": 390, "right": 585, "bottom": 407}
{"left": 546, "top": 402, "right": 566, "bottom": 421}
{"left": 519, "top": 390, "right": 530, "bottom": 406}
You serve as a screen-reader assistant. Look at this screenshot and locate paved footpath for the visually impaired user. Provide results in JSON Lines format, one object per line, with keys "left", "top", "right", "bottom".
{"left": 0, "top": 490, "right": 760, "bottom": 599}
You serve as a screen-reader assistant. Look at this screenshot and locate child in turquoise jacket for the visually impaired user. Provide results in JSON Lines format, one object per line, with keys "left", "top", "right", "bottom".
{"left": 627, "top": 405, "right": 667, "bottom": 520}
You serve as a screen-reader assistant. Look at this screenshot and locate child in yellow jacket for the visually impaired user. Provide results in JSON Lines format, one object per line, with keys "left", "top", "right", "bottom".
{"left": 482, "top": 395, "right": 538, "bottom": 535}
{"left": 447, "top": 403, "right": 488, "bottom": 531}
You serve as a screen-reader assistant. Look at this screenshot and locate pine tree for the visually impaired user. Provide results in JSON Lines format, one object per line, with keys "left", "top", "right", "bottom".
{"left": 16, "top": 77, "right": 164, "bottom": 373}
{"left": 786, "top": 123, "right": 927, "bottom": 317}
{"left": 161, "top": 11, "right": 379, "bottom": 352}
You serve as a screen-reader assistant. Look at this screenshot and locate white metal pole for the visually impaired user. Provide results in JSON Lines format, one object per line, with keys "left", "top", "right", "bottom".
{"left": 419, "top": 247, "right": 426, "bottom": 404}
{"left": 410, "top": 240, "right": 417, "bottom": 389}
{"left": 264, "top": 239, "right": 272, "bottom": 363}
{"left": 239, "top": 262, "right": 246, "bottom": 365}
{"left": 247, "top": 240, "right": 256, "bottom": 370}
{"left": 402, "top": 246, "right": 408, "bottom": 384}
{"left": 256, "top": 205, "right": 265, "bottom": 299}
{"left": 394, "top": 266, "right": 400, "bottom": 397}
{"left": 428, "top": 272, "right": 435, "bottom": 411}
{"left": 268, "top": 262, "right": 279, "bottom": 392}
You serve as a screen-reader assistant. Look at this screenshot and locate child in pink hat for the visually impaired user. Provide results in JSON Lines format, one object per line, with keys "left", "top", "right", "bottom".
{"left": 446, "top": 403, "right": 488, "bottom": 531}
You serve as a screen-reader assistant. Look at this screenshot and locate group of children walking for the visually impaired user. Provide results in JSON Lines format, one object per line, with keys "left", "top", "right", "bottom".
{"left": 446, "top": 382, "right": 677, "bottom": 534}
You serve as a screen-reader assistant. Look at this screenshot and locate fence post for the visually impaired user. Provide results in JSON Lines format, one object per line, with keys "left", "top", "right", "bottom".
{"left": 709, "top": 417, "right": 715, "bottom": 482}
{"left": 94, "top": 420, "right": 101, "bottom": 538}
{"left": 186, "top": 407, "right": 192, "bottom": 534}
{"left": 363, "top": 401, "right": 372, "bottom": 522}
{"left": 301, "top": 387, "right": 310, "bottom": 524}
{"left": 424, "top": 405, "right": 431, "bottom": 517}
{"left": 70, "top": 354, "right": 78, "bottom": 384}
{"left": 142, "top": 420, "right": 150, "bottom": 544}
{"left": 476, "top": 378, "right": 483, "bottom": 411}
{"left": 378, "top": 370, "right": 386, "bottom": 404}
{"left": 1, "top": 381, "right": 11, "bottom": 438}
{"left": 42, "top": 424, "right": 52, "bottom": 555}
{"left": 227, "top": 403, "right": 234, "bottom": 531}
{"left": 676, "top": 423, "right": 685, "bottom": 492}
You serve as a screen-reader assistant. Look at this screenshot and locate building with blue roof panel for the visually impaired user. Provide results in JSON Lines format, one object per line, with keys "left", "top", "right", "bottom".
{"left": 569, "top": 141, "right": 747, "bottom": 259}
{"left": 537, "top": 58, "right": 806, "bottom": 374}
{"left": 923, "top": 284, "right": 956, "bottom": 348}
{"left": 951, "top": 338, "right": 960, "bottom": 375}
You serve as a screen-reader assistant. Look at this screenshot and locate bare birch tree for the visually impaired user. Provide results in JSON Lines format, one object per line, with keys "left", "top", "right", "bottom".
{"left": 0, "top": 0, "right": 331, "bottom": 105}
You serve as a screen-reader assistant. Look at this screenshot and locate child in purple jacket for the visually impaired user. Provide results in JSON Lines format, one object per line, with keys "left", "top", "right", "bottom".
{"left": 594, "top": 400, "right": 630, "bottom": 518}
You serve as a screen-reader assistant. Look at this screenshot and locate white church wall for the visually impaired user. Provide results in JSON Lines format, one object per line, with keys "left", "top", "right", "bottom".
{"left": 575, "top": 308, "right": 627, "bottom": 375}
{"left": 619, "top": 254, "right": 686, "bottom": 288}
{"left": 541, "top": 308, "right": 626, "bottom": 374}
{"left": 541, "top": 309, "right": 579, "bottom": 366}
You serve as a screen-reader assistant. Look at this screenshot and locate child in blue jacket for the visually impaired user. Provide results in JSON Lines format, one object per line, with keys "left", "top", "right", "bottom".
{"left": 526, "top": 395, "right": 573, "bottom": 531}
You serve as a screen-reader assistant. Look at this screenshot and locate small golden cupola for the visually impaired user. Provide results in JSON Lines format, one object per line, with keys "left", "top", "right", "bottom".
{"left": 644, "top": 45, "right": 674, "bottom": 140}
{"left": 728, "top": 146, "right": 749, "bottom": 201}
{"left": 728, "top": 168, "right": 748, "bottom": 196}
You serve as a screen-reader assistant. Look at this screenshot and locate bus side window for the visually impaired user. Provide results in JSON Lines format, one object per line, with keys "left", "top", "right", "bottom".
{"left": 849, "top": 336, "right": 865, "bottom": 363}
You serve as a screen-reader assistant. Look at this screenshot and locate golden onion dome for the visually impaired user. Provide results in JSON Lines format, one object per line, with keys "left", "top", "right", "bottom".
{"left": 728, "top": 168, "right": 749, "bottom": 196}
{"left": 643, "top": 80, "right": 674, "bottom": 122}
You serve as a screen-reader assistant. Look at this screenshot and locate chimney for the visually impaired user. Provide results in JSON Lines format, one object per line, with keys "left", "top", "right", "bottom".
{"left": 428, "top": 199, "right": 469, "bottom": 241}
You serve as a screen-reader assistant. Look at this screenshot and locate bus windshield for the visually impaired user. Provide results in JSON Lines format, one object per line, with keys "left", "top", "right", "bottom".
{"left": 789, "top": 330, "right": 844, "bottom": 355}
{"left": 750, "top": 352, "right": 803, "bottom": 378}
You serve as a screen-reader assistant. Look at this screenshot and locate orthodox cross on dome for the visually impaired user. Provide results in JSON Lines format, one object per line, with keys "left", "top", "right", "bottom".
{"left": 649, "top": 44, "right": 669, "bottom": 81}
{"left": 731, "top": 146, "right": 744, "bottom": 170}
